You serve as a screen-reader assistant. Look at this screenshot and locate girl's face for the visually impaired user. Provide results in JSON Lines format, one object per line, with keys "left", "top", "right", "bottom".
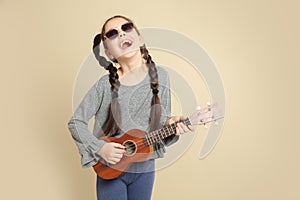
{"left": 103, "top": 17, "right": 144, "bottom": 61}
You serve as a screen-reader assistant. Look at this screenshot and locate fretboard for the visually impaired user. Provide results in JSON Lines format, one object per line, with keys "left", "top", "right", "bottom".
{"left": 143, "top": 118, "right": 191, "bottom": 146}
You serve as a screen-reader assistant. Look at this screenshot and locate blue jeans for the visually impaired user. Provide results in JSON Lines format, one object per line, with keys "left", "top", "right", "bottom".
{"left": 96, "top": 171, "right": 155, "bottom": 200}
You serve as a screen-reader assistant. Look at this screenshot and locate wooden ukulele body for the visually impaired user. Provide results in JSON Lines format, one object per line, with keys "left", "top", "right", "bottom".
{"left": 93, "top": 129, "right": 153, "bottom": 180}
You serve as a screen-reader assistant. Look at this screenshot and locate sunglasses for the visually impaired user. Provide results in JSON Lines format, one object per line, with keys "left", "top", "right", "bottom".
{"left": 104, "top": 22, "right": 134, "bottom": 40}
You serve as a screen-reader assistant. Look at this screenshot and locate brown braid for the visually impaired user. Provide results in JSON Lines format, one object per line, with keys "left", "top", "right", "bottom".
{"left": 140, "top": 44, "right": 162, "bottom": 131}
{"left": 93, "top": 33, "right": 121, "bottom": 136}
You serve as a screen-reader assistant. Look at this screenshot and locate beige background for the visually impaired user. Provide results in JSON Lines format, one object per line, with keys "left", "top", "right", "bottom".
{"left": 1, "top": 0, "right": 299, "bottom": 199}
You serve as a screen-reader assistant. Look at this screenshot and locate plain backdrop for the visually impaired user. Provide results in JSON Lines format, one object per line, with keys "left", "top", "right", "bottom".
{"left": 1, "top": 0, "right": 299, "bottom": 199}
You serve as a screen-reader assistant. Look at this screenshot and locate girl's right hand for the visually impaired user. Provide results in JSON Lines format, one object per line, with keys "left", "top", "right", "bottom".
{"left": 96, "top": 142, "right": 126, "bottom": 165}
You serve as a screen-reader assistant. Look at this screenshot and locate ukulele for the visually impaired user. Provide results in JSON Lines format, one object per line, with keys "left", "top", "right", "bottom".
{"left": 93, "top": 103, "right": 223, "bottom": 180}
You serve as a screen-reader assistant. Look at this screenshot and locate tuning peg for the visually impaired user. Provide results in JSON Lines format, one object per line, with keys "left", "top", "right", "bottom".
{"left": 196, "top": 105, "right": 201, "bottom": 110}
{"left": 206, "top": 101, "right": 211, "bottom": 106}
{"left": 204, "top": 124, "right": 208, "bottom": 129}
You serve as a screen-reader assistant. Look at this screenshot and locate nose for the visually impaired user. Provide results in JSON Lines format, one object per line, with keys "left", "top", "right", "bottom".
{"left": 119, "top": 32, "right": 126, "bottom": 37}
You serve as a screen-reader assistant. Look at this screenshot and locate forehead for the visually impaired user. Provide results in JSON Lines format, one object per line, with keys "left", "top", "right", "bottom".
{"left": 104, "top": 17, "right": 129, "bottom": 32}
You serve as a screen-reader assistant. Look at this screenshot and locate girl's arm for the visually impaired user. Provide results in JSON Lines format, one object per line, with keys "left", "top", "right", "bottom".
{"left": 68, "top": 80, "right": 107, "bottom": 168}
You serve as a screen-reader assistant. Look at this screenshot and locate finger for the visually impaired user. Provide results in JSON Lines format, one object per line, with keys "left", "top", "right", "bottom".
{"left": 168, "top": 116, "right": 178, "bottom": 124}
{"left": 112, "top": 152, "right": 125, "bottom": 158}
{"left": 175, "top": 127, "right": 180, "bottom": 136}
{"left": 181, "top": 123, "right": 190, "bottom": 132}
{"left": 108, "top": 157, "right": 121, "bottom": 164}
{"left": 177, "top": 123, "right": 184, "bottom": 134}
{"left": 170, "top": 116, "right": 180, "bottom": 123}
{"left": 188, "top": 125, "right": 195, "bottom": 132}
{"left": 179, "top": 116, "right": 187, "bottom": 121}
{"left": 114, "top": 148, "right": 126, "bottom": 154}
{"left": 107, "top": 159, "right": 117, "bottom": 165}
{"left": 108, "top": 160, "right": 118, "bottom": 165}
{"left": 112, "top": 153, "right": 123, "bottom": 159}
{"left": 168, "top": 117, "right": 175, "bottom": 124}
{"left": 175, "top": 116, "right": 182, "bottom": 121}
{"left": 112, "top": 142, "right": 126, "bottom": 149}
{"left": 177, "top": 122, "right": 185, "bottom": 131}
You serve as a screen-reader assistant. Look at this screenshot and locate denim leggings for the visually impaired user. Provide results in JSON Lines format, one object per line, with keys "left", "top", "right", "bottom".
{"left": 96, "top": 171, "right": 155, "bottom": 200}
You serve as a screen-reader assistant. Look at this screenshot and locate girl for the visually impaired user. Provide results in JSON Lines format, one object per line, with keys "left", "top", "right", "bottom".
{"left": 68, "top": 15, "right": 193, "bottom": 200}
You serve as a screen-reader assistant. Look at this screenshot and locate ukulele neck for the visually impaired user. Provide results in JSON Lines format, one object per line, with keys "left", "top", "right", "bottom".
{"left": 143, "top": 118, "right": 191, "bottom": 146}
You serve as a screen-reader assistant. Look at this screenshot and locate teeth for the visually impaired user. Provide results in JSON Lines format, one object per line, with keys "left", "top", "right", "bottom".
{"left": 121, "top": 40, "right": 132, "bottom": 48}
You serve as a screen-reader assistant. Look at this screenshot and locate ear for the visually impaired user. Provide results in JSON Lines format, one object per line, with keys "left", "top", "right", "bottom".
{"left": 105, "top": 48, "right": 115, "bottom": 60}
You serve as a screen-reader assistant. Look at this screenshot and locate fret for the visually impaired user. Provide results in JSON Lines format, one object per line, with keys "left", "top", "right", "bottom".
{"left": 147, "top": 132, "right": 151, "bottom": 144}
{"left": 170, "top": 124, "right": 174, "bottom": 135}
{"left": 171, "top": 123, "right": 176, "bottom": 134}
{"left": 153, "top": 131, "right": 157, "bottom": 143}
{"left": 165, "top": 127, "right": 169, "bottom": 137}
{"left": 160, "top": 129, "right": 164, "bottom": 140}
{"left": 166, "top": 125, "right": 171, "bottom": 136}
{"left": 183, "top": 118, "right": 191, "bottom": 126}
{"left": 144, "top": 122, "right": 181, "bottom": 145}
{"left": 161, "top": 126, "right": 165, "bottom": 137}
{"left": 152, "top": 131, "right": 157, "bottom": 143}
{"left": 160, "top": 130, "right": 164, "bottom": 140}
{"left": 144, "top": 116, "right": 203, "bottom": 146}
{"left": 157, "top": 131, "right": 161, "bottom": 142}
{"left": 157, "top": 130, "right": 162, "bottom": 141}
{"left": 155, "top": 130, "right": 160, "bottom": 142}
{"left": 144, "top": 134, "right": 150, "bottom": 146}
{"left": 149, "top": 131, "right": 154, "bottom": 144}
{"left": 163, "top": 127, "right": 168, "bottom": 138}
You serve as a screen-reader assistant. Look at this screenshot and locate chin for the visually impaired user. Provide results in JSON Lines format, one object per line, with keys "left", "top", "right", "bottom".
{"left": 117, "top": 49, "right": 140, "bottom": 60}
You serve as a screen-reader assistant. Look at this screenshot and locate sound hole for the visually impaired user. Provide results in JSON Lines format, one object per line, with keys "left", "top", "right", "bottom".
{"left": 123, "top": 140, "right": 137, "bottom": 156}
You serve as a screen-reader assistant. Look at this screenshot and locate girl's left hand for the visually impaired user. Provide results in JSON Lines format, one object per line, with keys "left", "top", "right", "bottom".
{"left": 166, "top": 116, "right": 195, "bottom": 135}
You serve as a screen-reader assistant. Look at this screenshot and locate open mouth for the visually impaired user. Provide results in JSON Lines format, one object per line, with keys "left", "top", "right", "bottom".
{"left": 120, "top": 39, "right": 133, "bottom": 49}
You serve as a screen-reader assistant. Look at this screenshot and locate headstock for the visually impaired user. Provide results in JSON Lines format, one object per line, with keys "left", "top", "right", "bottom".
{"left": 188, "top": 102, "right": 223, "bottom": 126}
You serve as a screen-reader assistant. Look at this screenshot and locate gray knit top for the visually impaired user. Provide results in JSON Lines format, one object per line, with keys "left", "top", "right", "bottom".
{"left": 68, "top": 66, "right": 179, "bottom": 172}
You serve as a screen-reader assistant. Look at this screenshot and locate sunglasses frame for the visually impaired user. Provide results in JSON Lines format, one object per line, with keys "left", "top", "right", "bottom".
{"left": 104, "top": 22, "right": 134, "bottom": 40}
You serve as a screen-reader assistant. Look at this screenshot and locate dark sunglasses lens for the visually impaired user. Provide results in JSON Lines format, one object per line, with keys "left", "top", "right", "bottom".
{"left": 105, "top": 29, "right": 118, "bottom": 39}
{"left": 122, "top": 22, "right": 134, "bottom": 32}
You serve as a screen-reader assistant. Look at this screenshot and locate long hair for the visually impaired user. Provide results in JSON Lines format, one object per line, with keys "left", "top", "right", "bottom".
{"left": 92, "top": 15, "right": 161, "bottom": 136}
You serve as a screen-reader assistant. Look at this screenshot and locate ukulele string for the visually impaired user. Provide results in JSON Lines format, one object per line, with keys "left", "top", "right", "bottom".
{"left": 122, "top": 120, "right": 189, "bottom": 151}
{"left": 125, "top": 124, "right": 177, "bottom": 149}
{"left": 120, "top": 111, "right": 216, "bottom": 153}
{"left": 121, "top": 124, "right": 179, "bottom": 152}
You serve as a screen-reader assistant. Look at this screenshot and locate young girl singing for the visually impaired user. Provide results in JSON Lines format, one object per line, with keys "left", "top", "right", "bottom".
{"left": 68, "top": 15, "right": 193, "bottom": 200}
